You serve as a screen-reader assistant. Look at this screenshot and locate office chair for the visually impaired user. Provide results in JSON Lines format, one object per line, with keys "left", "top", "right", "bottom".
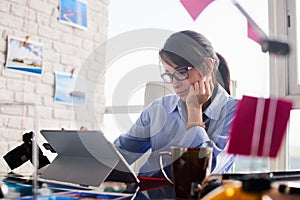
{"left": 133, "top": 82, "right": 174, "bottom": 172}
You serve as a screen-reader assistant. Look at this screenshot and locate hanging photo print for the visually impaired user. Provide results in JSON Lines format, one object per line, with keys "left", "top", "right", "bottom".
{"left": 59, "top": 0, "right": 88, "bottom": 30}
{"left": 5, "top": 36, "right": 44, "bottom": 75}
{"left": 55, "top": 72, "right": 86, "bottom": 105}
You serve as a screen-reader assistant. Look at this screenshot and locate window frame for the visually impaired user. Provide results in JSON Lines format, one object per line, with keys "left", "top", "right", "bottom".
{"left": 269, "top": 0, "right": 300, "bottom": 170}
{"left": 269, "top": 0, "right": 300, "bottom": 108}
{"left": 287, "top": 0, "right": 300, "bottom": 96}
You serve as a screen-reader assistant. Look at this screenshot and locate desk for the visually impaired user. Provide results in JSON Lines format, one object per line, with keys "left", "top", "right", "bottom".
{"left": 2, "top": 174, "right": 300, "bottom": 199}
{"left": 135, "top": 182, "right": 300, "bottom": 200}
{"left": 0, "top": 174, "right": 133, "bottom": 199}
{"left": 136, "top": 177, "right": 300, "bottom": 200}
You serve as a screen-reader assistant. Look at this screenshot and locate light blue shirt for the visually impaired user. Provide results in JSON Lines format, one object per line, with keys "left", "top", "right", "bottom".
{"left": 114, "top": 84, "right": 239, "bottom": 177}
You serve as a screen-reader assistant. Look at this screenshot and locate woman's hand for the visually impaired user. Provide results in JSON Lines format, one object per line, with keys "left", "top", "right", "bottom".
{"left": 185, "top": 76, "right": 214, "bottom": 125}
{"left": 186, "top": 76, "right": 214, "bottom": 108}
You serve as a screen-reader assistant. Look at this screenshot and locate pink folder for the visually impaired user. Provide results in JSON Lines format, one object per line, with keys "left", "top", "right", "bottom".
{"left": 227, "top": 95, "right": 293, "bottom": 157}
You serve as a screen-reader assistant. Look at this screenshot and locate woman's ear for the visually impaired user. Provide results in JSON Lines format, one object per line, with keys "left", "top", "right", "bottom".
{"left": 205, "top": 57, "right": 215, "bottom": 74}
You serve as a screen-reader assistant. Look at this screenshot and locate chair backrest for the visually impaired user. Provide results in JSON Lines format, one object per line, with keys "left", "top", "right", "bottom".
{"left": 133, "top": 82, "right": 173, "bottom": 173}
{"left": 144, "top": 81, "right": 174, "bottom": 107}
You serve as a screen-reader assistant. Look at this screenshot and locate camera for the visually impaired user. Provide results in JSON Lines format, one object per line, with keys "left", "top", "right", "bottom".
{"left": 3, "top": 131, "right": 50, "bottom": 170}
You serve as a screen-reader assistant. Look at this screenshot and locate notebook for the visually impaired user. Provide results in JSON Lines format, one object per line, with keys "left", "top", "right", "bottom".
{"left": 39, "top": 130, "right": 139, "bottom": 188}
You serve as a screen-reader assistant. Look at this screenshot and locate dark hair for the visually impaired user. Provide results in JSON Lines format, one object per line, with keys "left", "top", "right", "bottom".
{"left": 159, "top": 50, "right": 193, "bottom": 67}
{"left": 159, "top": 30, "right": 219, "bottom": 77}
{"left": 216, "top": 52, "right": 231, "bottom": 95}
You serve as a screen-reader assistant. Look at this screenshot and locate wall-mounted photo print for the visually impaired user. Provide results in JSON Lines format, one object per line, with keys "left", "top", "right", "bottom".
{"left": 55, "top": 72, "right": 86, "bottom": 105}
{"left": 5, "top": 36, "right": 44, "bottom": 75}
{"left": 59, "top": 0, "right": 88, "bottom": 30}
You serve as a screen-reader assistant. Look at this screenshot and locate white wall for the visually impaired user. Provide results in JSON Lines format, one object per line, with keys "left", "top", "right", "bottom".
{"left": 0, "top": 0, "right": 108, "bottom": 173}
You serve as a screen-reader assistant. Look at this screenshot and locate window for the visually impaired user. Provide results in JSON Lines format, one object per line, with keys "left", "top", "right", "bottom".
{"left": 102, "top": 50, "right": 162, "bottom": 142}
{"left": 289, "top": 109, "right": 300, "bottom": 169}
{"left": 106, "top": 0, "right": 270, "bottom": 171}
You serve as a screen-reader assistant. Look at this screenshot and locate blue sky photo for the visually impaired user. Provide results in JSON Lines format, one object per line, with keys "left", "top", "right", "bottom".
{"left": 59, "top": 0, "right": 87, "bottom": 29}
{"left": 55, "top": 73, "right": 85, "bottom": 104}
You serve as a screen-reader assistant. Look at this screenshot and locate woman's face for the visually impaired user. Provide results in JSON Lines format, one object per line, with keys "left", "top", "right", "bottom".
{"left": 161, "top": 59, "right": 205, "bottom": 101}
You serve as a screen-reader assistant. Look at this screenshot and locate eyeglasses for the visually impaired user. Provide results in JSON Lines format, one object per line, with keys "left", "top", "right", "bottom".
{"left": 160, "top": 66, "right": 193, "bottom": 83}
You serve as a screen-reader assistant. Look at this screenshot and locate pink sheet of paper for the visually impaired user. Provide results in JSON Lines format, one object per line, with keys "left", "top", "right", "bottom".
{"left": 180, "top": 0, "right": 214, "bottom": 20}
{"left": 247, "top": 22, "right": 261, "bottom": 43}
{"left": 233, "top": 1, "right": 267, "bottom": 45}
{"left": 227, "top": 95, "right": 293, "bottom": 158}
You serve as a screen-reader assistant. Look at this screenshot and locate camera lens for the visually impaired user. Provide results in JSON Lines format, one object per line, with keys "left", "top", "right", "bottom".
{"left": 3, "top": 131, "right": 51, "bottom": 170}
{"left": 3, "top": 144, "right": 31, "bottom": 170}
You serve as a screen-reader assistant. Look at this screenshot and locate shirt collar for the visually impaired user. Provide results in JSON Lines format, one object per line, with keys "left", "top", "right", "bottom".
{"left": 204, "top": 84, "right": 229, "bottom": 120}
{"left": 166, "top": 94, "right": 180, "bottom": 113}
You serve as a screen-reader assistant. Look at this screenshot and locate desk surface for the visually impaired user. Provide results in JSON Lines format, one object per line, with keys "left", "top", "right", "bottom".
{"left": 2, "top": 173, "right": 300, "bottom": 200}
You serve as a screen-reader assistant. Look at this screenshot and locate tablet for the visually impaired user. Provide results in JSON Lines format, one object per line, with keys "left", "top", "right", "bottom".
{"left": 39, "top": 130, "right": 139, "bottom": 188}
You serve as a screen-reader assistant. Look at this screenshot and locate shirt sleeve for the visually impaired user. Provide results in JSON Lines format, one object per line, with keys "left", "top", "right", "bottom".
{"left": 113, "top": 106, "right": 152, "bottom": 165}
{"left": 184, "top": 99, "right": 238, "bottom": 173}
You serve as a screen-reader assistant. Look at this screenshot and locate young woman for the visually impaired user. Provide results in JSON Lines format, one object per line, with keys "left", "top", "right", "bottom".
{"left": 114, "top": 30, "right": 239, "bottom": 177}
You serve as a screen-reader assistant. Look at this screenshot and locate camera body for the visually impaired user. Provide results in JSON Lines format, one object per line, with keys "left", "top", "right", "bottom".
{"left": 3, "top": 131, "right": 50, "bottom": 170}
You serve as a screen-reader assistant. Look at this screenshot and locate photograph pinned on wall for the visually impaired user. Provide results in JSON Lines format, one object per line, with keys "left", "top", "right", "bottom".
{"left": 59, "top": 0, "right": 88, "bottom": 30}
{"left": 55, "top": 72, "right": 86, "bottom": 105}
{"left": 5, "top": 36, "right": 44, "bottom": 75}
